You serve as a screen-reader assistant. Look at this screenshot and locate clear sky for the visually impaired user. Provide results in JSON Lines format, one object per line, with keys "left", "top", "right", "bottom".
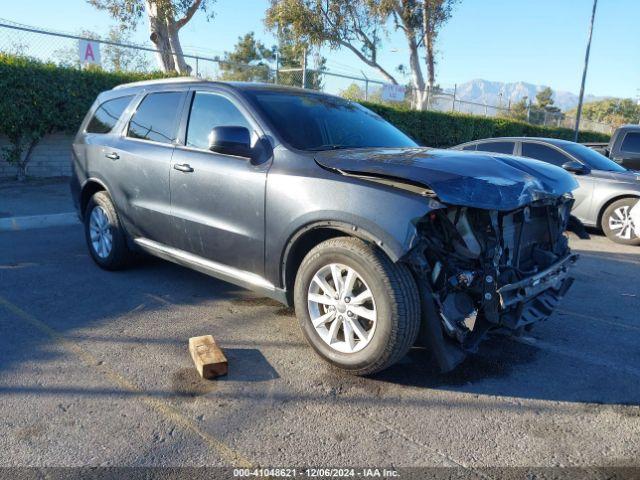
{"left": 1, "top": 0, "right": 637, "bottom": 98}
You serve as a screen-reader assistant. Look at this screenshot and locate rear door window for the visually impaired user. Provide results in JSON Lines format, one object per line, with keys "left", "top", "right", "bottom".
{"left": 86, "top": 96, "right": 133, "bottom": 134}
{"left": 475, "top": 142, "right": 515, "bottom": 154}
{"left": 186, "top": 92, "right": 252, "bottom": 150}
{"left": 620, "top": 132, "right": 640, "bottom": 153}
{"left": 127, "top": 92, "right": 184, "bottom": 144}
{"left": 521, "top": 142, "right": 570, "bottom": 166}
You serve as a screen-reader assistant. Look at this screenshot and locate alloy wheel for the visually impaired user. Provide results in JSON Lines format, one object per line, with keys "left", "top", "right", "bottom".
{"left": 307, "top": 263, "right": 377, "bottom": 354}
{"left": 89, "top": 205, "right": 113, "bottom": 259}
{"left": 608, "top": 206, "right": 635, "bottom": 240}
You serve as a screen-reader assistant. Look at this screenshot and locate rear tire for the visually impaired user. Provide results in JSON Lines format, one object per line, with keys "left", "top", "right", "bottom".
{"left": 601, "top": 198, "right": 640, "bottom": 246}
{"left": 293, "top": 237, "right": 421, "bottom": 376}
{"left": 84, "top": 191, "right": 134, "bottom": 270}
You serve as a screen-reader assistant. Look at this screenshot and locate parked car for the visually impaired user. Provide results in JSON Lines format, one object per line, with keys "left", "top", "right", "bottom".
{"left": 452, "top": 137, "right": 640, "bottom": 245}
{"left": 72, "top": 79, "right": 580, "bottom": 375}
{"left": 584, "top": 124, "right": 640, "bottom": 170}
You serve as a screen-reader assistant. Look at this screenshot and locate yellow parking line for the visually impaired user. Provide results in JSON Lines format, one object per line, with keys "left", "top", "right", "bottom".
{"left": 0, "top": 295, "right": 253, "bottom": 468}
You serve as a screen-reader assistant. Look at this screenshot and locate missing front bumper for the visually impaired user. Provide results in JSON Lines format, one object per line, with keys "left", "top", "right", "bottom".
{"left": 497, "top": 253, "right": 578, "bottom": 308}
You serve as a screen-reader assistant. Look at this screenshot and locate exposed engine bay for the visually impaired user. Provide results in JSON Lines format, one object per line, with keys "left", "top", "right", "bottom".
{"left": 406, "top": 195, "right": 577, "bottom": 360}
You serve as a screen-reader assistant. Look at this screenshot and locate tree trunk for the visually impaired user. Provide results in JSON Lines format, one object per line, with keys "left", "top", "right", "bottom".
{"left": 15, "top": 137, "right": 37, "bottom": 182}
{"left": 166, "top": 22, "right": 192, "bottom": 75}
{"left": 424, "top": 33, "right": 435, "bottom": 89}
{"left": 394, "top": 2, "right": 427, "bottom": 110}
{"left": 405, "top": 32, "right": 428, "bottom": 110}
{"left": 422, "top": 5, "right": 436, "bottom": 90}
{"left": 146, "top": 1, "right": 177, "bottom": 73}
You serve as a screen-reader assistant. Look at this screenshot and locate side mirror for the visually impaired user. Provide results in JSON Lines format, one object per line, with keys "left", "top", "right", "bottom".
{"left": 562, "top": 160, "right": 590, "bottom": 175}
{"left": 208, "top": 126, "right": 252, "bottom": 158}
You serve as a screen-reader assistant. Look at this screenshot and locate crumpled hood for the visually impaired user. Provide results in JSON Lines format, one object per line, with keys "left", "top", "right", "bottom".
{"left": 315, "top": 147, "right": 578, "bottom": 211}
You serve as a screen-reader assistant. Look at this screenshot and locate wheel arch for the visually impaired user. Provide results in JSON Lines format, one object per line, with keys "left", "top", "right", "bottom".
{"left": 79, "top": 178, "right": 110, "bottom": 217}
{"left": 280, "top": 221, "right": 403, "bottom": 306}
{"left": 596, "top": 194, "right": 640, "bottom": 229}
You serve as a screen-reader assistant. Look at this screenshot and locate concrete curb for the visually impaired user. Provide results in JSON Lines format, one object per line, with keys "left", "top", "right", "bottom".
{"left": 0, "top": 212, "right": 80, "bottom": 232}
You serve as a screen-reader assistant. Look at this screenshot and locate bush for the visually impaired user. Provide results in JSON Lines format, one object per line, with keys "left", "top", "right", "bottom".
{"left": 0, "top": 53, "right": 610, "bottom": 179}
{"left": 0, "top": 53, "right": 169, "bottom": 179}
{"left": 361, "top": 102, "right": 610, "bottom": 147}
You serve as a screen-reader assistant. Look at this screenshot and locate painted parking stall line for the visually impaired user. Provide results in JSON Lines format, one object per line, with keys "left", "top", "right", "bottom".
{"left": 0, "top": 213, "right": 79, "bottom": 232}
{"left": 0, "top": 295, "right": 254, "bottom": 469}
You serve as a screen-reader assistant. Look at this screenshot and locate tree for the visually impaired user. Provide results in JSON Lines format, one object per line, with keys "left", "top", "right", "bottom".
{"left": 566, "top": 98, "right": 640, "bottom": 127}
{"left": 340, "top": 83, "right": 367, "bottom": 101}
{"left": 86, "top": 0, "right": 215, "bottom": 74}
{"left": 379, "top": 0, "right": 459, "bottom": 109}
{"left": 218, "top": 32, "right": 275, "bottom": 82}
{"left": 276, "top": 25, "right": 326, "bottom": 89}
{"left": 420, "top": 0, "right": 458, "bottom": 89}
{"left": 103, "top": 26, "right": 152, "bottom": 72}
{"left": 265, "top": 0, "right": 398, "bottom": 84}
{"left": 508, "top": 97, "right": 529, "bottom": 122}
{"left": 535, "top": 86, "right": 554, "bottom": 109}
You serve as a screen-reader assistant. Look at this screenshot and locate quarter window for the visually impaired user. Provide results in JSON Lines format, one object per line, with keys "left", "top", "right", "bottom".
{"left": 127, "top": 92, "right": 183, "bottom": 144}
{"left": 521, "top": 142, "right": 569, "bottom": 166}
{"left": 620, "top": 132, "right": 640, "bottom": 153}
{"left": 186, "top": 92, "right": 252, "bottom": 150}
{"left": 86, "top": 96, "right": 133, "bottom": 134}
{"left": 462, "top": 144, "right": 477, "bottom": 151}
{"left": 475, "top": 142, "right": 515, "bottom": 154}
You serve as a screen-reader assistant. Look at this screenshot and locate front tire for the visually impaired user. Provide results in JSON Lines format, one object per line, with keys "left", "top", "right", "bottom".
{"left": 84, "top": 191, "right": 134, "bottom": 270}
{"left": 601, "top": 198, "right": 640, "bottom": 246}
{"left": 293, "top": 237, "right": 421, "bottom": 376}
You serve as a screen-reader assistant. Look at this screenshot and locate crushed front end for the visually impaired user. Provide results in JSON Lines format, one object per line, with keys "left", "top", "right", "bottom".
{"left": 407, "top": 195, "right": 577, "bottom": 370}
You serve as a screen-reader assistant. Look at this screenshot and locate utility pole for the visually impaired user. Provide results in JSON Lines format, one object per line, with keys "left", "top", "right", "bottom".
{"left": 574, "top": 0, "right": 598, "bottom": 142}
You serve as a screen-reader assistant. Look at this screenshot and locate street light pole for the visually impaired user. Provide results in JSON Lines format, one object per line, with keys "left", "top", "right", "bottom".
{"left": 574, "top": 0, "right": 598, "bottom": 142}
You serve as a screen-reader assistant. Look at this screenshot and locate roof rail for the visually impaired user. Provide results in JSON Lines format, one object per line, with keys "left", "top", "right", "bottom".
{"left": 112, "top": 76, "right": 203, "bottom": 90}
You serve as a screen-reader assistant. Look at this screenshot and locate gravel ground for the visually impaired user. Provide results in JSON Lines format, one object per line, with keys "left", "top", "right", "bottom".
{"left": 0, "top": 224, "right": 638, "bottom": 473}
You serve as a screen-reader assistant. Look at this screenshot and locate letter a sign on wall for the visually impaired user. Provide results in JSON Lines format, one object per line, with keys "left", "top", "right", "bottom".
{"left": 78, "top": 39, "right": 101, "bottom": 67}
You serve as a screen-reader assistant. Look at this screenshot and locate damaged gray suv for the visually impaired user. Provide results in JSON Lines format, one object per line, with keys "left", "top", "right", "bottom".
{"left": 71, "top": 79, "right": 581, "bottom": 375}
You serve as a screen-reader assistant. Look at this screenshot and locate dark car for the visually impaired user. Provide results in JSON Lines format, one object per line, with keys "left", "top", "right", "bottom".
{"left": 585, "top": 124, "right": 640, "bottom": 171}
{"left": 71, "top": 79, "right": 580, "bottom": 375}
{"left": 452, "top": 137, "right": 640, "bottom": 245}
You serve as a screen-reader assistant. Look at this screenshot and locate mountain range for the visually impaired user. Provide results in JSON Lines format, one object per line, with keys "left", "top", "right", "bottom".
{"left": 445, "top": 79, "right": 607, "bottom": 112}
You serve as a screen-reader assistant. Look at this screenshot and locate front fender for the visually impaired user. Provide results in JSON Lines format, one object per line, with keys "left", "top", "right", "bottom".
{"left": 264, "top": 166, "right": 444, "bottom": 287}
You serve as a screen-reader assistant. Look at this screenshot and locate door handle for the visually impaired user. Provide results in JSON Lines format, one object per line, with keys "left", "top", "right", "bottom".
{"left": 105, "top": 152, "right": 119, "bottom": 160}
{"left": 173, "top": 163, "right": 194, "bottom": 173}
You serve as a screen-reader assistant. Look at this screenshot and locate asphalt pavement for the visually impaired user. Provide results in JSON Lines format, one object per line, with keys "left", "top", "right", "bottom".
{"left": 0, "top": 223, "right": 639, "bottom": 472}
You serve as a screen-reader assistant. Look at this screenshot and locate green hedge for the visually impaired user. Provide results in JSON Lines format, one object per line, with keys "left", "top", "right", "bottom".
{"left": 0, "top": 54, "right": 167, "bottom": 134}
{"left": 0, "top": 53, "right": 168, "bottom": 178}
{"left": 362, "top": 102, "right": 610, "bottom": 147}
{"left": 0, "top": 53, "right": 609, "bottom": 178}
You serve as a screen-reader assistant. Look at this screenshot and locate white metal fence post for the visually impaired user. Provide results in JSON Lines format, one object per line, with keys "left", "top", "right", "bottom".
{"left": 451, "top": 84, "right": 457, "bottom": 112}
{"left": 301, "top": 47, "right": 307, "bottom": 88}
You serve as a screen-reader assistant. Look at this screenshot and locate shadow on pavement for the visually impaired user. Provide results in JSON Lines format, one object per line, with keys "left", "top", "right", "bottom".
{"left": 0, "top": 224, "right": 639, "bottom": 412}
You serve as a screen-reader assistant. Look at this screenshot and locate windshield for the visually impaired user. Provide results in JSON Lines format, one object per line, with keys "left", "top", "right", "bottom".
{"left": 243, "top": 90, "right": 418, "bottom": 151}
{"left": 562, "top": 142, "right": 627, "bottom": 172}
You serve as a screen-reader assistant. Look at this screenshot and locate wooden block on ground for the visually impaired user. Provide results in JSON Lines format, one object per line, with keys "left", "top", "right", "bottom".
{"left": 189, "top": 335, "right": 228, "bottom": 379}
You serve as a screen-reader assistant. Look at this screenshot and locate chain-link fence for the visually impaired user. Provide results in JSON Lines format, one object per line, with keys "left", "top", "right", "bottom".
{"left": 0, "top": 18, "right": 615, "bottom": 135}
